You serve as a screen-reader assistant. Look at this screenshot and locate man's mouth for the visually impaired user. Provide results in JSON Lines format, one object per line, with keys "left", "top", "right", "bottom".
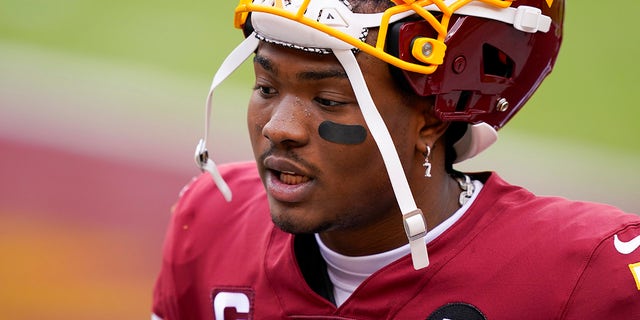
{"left": 279, "top": 171, "right": 311, "bottom": 185}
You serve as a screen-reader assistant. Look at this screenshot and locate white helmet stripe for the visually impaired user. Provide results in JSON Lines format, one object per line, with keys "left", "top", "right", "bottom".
{"left": 429, "top": 2, "right": 551, "bottom": 33}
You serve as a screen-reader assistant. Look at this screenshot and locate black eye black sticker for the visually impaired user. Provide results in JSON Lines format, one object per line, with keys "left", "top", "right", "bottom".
{"left": 318, "top": 120, "right": 367, "bottom": 145}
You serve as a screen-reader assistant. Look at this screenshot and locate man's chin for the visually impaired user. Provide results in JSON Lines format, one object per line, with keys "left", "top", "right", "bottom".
{"left": 271, "top": 214, "right": 331, "bottom": 235}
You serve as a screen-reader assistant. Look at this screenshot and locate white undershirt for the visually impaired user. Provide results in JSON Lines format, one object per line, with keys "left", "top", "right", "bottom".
{"left": 316, "top": 180, "right": 483, "bottom": 307}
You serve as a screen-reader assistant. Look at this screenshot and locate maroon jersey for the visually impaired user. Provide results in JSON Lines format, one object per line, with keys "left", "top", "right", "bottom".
{"left": 153, "top": 162, "right": 640, "bottom": 319}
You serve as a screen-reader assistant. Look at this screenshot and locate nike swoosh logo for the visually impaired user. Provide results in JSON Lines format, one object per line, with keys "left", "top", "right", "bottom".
{"left": 614, "top": 234, "right": 640, "bottom": 254}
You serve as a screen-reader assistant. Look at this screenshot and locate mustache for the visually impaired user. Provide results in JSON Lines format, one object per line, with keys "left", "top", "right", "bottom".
{"left": 258, "top": 147, "right": 321, "bottom": 174}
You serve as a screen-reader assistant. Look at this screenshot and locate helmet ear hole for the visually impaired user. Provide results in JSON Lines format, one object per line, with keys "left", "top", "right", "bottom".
{"left": 482, "top": 44, "right": 514, "bottom": 79}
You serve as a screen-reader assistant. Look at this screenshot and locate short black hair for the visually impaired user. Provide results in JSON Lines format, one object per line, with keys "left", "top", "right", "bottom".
{"left": 351, "top": 0, "right": 395, "bottom": 13}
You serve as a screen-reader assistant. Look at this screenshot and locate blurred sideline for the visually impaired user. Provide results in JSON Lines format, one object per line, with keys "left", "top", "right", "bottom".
{"left": 1, "top": 40, "right": 638, "bottom": 319}
{"left": 0, "top": 138, "right": 186, "bottom": 319}
{"left": 0, "top": 41, "right": 255, "bottom": 319}
{"left": 458, "top": 131, "right": 639, "bottom": 213}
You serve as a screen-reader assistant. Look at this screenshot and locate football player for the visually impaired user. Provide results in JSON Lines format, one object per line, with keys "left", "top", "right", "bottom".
{"left": 153, "top": 0, "right": 640, "bottom": 319}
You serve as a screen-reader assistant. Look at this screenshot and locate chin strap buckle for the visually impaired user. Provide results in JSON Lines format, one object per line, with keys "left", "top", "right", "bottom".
{"left": 403, "top": 209, "right": 429, "bottom": 270}
{"left": 195, "top": 139, "right": 209, "bottom": 170}
{"left": 194, "top": 139, "right": 232, "bottom": 202}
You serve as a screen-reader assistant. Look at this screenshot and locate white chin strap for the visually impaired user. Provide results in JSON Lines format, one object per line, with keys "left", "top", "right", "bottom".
{"left": 196, "top": 30, "right": 429, "bottom": 270}
{"left": 333, "top": 49, "right": 429, "bottom": 270}
{"left": 195, "top": 35, "right": 261, "bottom": 202}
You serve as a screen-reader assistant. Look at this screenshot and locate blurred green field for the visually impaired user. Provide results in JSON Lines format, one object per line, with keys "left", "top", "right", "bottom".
{"left": 1, "top": 0, "right": 639, "bottom": 152}
{"left": 0, "top": 0, "right": 244, "bottom": 86}
{"left": 513, "top": 0, "right": 640, "bottom": 152}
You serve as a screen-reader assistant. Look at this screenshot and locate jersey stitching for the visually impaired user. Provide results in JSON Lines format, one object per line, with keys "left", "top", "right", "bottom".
{"left": 263, "top": 227, "right": 290, "bottom": 317}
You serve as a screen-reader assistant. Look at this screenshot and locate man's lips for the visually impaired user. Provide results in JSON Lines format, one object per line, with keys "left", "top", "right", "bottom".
{"left": 263, "top": 156, "right": 312, "bottom": 180}
{"left": 263, "top": 157, "right": 314, "bottom": 202}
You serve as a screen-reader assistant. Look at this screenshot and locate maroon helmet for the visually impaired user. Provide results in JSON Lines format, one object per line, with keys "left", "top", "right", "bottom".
{"left": 388, "top": 0, "right": 564, "bottom": 130}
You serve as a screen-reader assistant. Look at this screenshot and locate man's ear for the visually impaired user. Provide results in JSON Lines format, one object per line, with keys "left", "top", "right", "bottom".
{"left": 416, "top": 102, "right": 450, "bottom": 154}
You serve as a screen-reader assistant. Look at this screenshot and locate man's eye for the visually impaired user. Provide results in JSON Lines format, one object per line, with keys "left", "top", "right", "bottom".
{"left": 254, "top": 85, "right": 276, "bottom": 96}
{"left": 315, "top": 97, "right": 344, "bottom": 107}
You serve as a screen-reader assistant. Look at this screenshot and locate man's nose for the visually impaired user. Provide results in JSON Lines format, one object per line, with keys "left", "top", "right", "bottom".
{"left": 262, "top": 96, "right": 310, "bottom": 148}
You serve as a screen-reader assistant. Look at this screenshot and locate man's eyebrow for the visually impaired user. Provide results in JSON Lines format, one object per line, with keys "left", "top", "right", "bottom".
{"left": 253, "top": 53, "right": 347, "bottom": 81}
{"left": 297, "top": 68, "right": 348, "bottom": 81}
{"left": 254, "top": 54, "right": 276, "bottom": 74}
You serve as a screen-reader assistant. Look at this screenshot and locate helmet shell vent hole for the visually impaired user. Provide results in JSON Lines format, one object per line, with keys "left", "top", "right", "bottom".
{"left": 455, "top": 90, "right": 473, "bottom": 112}
{"left": 482, "top": 44, "right": 514, "bottom": 79}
